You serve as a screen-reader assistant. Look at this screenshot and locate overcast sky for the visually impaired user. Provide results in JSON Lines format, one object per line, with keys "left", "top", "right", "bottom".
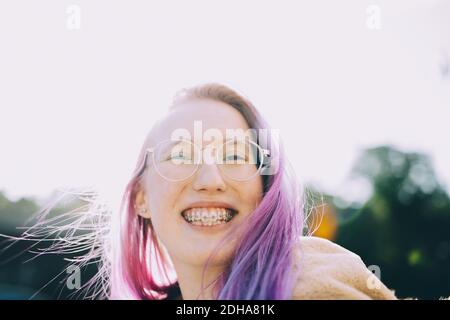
{"left": 1, "top": 0, "right": 449, "bottom": 208}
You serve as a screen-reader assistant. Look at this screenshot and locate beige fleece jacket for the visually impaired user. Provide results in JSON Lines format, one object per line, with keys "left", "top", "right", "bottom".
{"left": 291, "top": 236, "right": 397, "bottom": 300}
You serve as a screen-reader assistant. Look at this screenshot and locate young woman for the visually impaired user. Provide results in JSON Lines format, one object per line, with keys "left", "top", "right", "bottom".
{"left": 24, "top": 83, "right": 398, "bottom": 300}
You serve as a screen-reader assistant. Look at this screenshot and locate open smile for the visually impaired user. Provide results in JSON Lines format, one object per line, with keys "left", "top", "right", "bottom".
{"left": 181, "top": 207, "right": 238, "bottom": 226}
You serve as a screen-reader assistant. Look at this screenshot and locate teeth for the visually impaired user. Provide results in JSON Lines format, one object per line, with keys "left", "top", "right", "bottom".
{"left": 182, "top": 207, "right": 236, "bottom": 226}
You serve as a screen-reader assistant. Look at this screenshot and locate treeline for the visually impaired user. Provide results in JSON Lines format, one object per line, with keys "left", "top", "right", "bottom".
{"left": 1, "top": 145, "right": 449, "bottom": 299}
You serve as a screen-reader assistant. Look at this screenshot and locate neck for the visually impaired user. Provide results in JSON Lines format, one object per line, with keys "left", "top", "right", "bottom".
{"left": 172, "top": 259, "right": 225, "bottom": 300}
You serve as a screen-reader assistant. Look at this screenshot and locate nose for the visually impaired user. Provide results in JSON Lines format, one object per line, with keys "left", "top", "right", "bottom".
{"left": 192, "top": 163, "right": 227, "bottom": 192}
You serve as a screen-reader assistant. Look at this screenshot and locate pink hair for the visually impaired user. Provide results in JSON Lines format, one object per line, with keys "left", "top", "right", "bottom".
{"left": 10, "top": 83, "right": 308, "bottom": 300}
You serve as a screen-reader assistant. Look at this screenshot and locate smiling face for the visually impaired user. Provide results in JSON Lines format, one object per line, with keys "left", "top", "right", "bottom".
{"left": 137, "top": 98, "right": 264, "bottom": 268}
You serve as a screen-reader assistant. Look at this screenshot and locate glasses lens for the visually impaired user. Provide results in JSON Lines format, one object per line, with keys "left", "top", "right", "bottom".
{"left": 152, "top": 139, "right": 199, "bottom": 181}
{"left": 217, "top": 139, "right": 263, "bottom": 181}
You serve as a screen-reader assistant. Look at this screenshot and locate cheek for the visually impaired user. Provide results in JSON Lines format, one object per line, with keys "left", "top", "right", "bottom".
{"left": 240, "top": 177, "right": 264, "bottom": 209}
{"left": 144, "top": 175, "right": 183, "bottom": 224}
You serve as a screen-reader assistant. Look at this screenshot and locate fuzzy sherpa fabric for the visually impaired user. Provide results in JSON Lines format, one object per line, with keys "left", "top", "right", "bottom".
{"left": 291, "top": 236, "right": 397, "bottom": 300}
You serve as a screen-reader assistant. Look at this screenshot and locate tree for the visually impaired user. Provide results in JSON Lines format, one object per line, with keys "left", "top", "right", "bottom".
{"left": 336, "top": 146, "right": 450, "bottom": 299}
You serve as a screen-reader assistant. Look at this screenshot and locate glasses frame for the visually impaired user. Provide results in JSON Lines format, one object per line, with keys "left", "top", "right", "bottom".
{"left": 145, "top": 138, "right": 271, "bottom": 182}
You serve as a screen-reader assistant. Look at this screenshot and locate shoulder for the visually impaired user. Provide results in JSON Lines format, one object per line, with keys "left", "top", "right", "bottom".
{"left": 290, "top": 236, "right": 397, "bottom": 300}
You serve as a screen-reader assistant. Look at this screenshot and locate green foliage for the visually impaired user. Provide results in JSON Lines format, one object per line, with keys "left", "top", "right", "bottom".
{"left": 336, "top": 146, "right": 450, "bottom": 299}
{"left": 1, "top": 145, "right": 449, "bottom": 299}
{"left": 0, "top": 191, "right": 39, "bottom": 231}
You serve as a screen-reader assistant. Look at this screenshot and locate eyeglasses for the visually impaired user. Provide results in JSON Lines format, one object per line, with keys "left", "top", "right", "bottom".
{"left": 145, "top": 138, "right": 270, "bottom": 182}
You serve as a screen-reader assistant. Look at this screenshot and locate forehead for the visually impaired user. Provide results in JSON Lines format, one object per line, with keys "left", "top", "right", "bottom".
{"left": 148, "top": 98, "right": 252, "bottom": 146}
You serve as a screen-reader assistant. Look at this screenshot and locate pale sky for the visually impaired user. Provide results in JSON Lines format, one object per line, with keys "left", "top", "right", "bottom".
{"left": 1, "top": 0, "right": 449, "bottom": 207}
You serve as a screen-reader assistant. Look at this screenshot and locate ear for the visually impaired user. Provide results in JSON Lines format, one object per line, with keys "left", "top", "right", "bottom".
{"left": 135, "top": 187, "right": 151, "bottom": 219}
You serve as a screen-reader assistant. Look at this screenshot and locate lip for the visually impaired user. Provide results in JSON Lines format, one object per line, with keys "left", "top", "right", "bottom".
{"left": 180, "top": 201, "right": 238, "bottom": 215}
{"left": 180, "top": 201, "right": 239, "bottom": 231}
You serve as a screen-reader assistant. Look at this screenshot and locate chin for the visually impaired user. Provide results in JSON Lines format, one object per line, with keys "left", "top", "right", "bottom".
{"left": 180, "top": 243, "right": 235, "bottom": 268}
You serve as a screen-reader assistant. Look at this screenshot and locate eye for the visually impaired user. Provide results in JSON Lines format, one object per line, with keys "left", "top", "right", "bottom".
{"left": 164, "top": 142, "right": 195, "bottom": 162}
{"left": 225, "top": 154, "right": 245, "bottom": 161}
{"left": 223, "top": 151, "right": 248, "bottom": 163}
{"left": 169, "top": 150, "right": 191, "bottom": 160}
{"left": 172, "top": 151, "right": 184, "bottom": 159}
{"left": 221, "top": 141, "right": 255, "bottom": 164}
